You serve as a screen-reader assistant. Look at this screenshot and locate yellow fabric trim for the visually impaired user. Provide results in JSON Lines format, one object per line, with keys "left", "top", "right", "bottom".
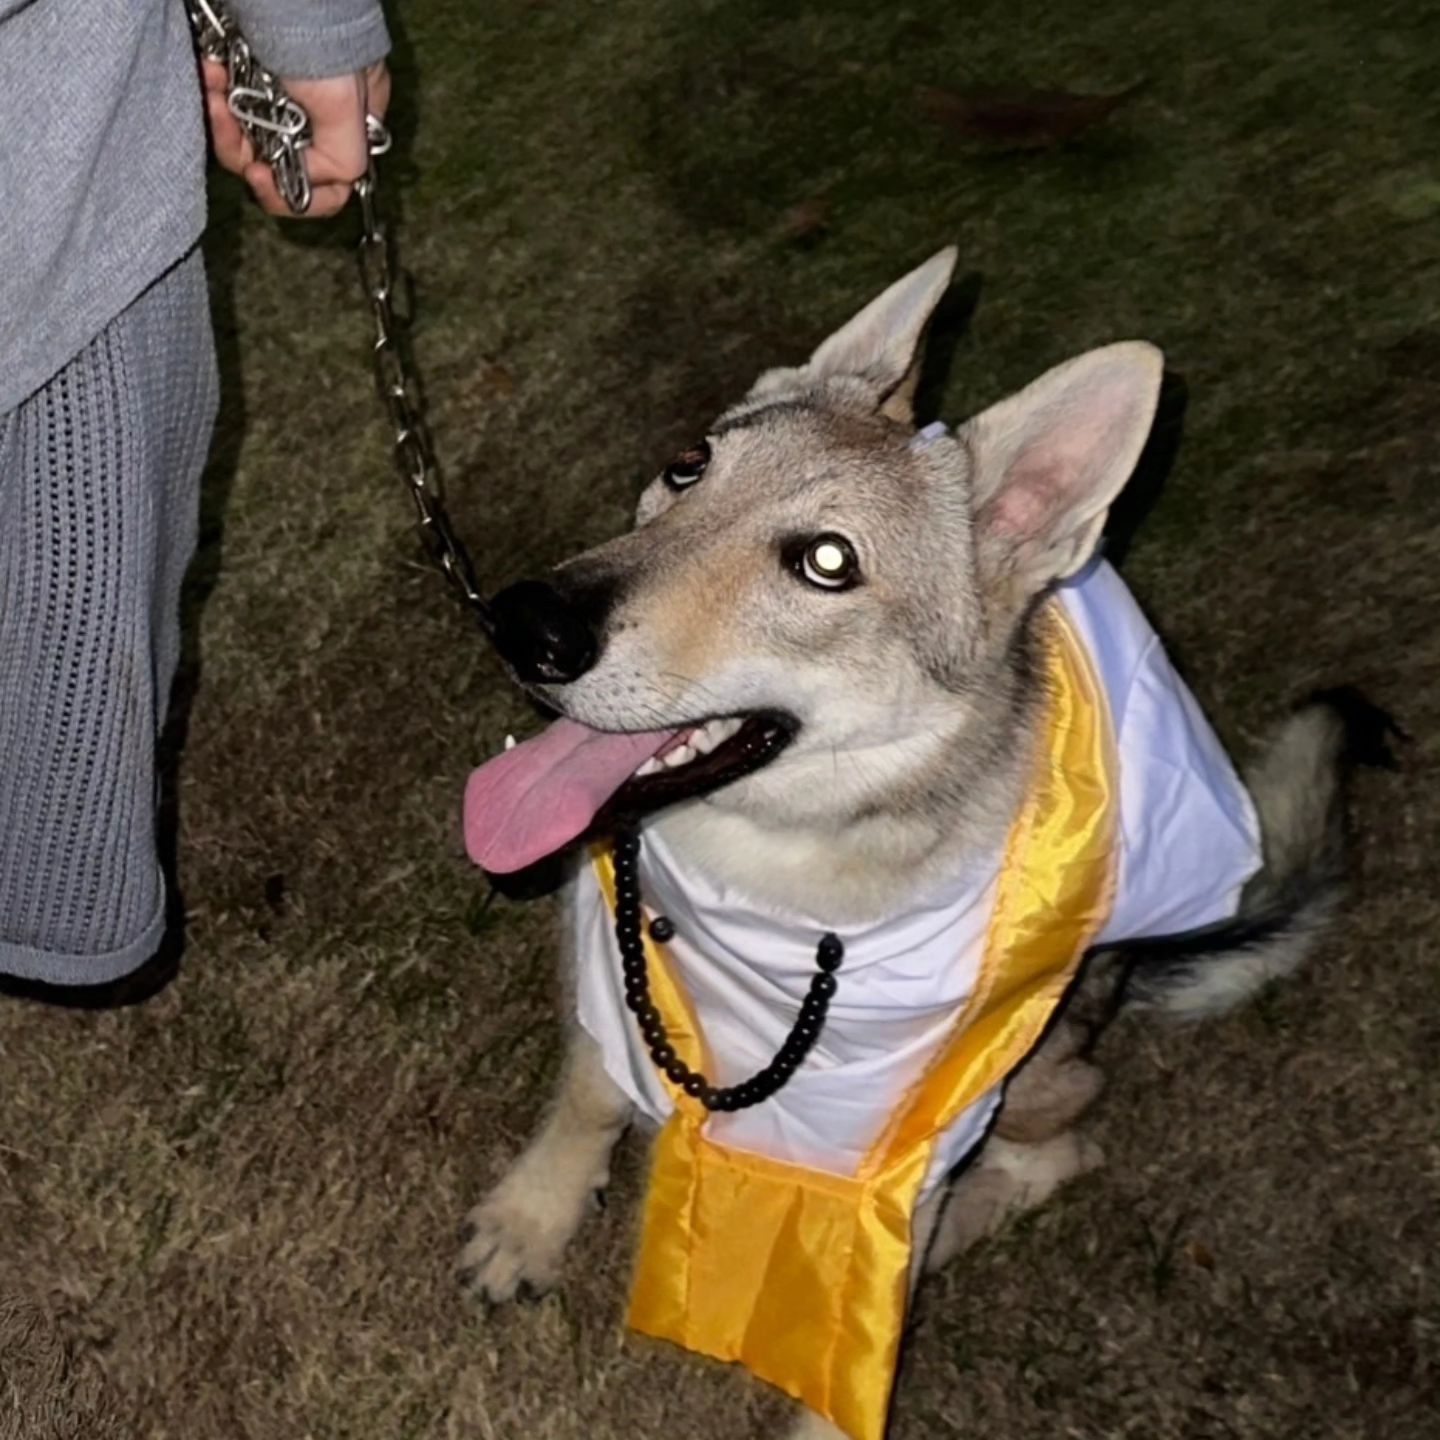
{"left": 595, "top": 602, "right": 1117, "bottom": 1440}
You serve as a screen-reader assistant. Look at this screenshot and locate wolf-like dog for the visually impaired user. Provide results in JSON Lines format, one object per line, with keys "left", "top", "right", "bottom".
{"left": 455, "top": 248, "right": 1380, "bottom": 1439}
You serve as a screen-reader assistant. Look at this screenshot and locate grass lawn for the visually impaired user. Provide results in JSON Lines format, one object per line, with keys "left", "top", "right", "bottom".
{"left": 2, "top": 0, "right": 1437, "bottom": 1436}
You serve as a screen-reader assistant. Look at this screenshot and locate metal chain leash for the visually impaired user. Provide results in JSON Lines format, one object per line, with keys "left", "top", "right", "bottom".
{"left": 353, "top": 149, "right": 492, "bottom": 627}
{"left": 186, "top": 0, "right": 493, "bottom": 630}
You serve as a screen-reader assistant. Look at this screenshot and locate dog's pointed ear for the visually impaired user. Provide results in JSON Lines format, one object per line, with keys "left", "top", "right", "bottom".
{"left": 805, "top": 247, "right": 956, "bottom": 420}
{"left": 962, "top": 342, "right": 1164, "bottom": 597}
{"left": 750, "top": 248, "right": 957, "bottom": 422}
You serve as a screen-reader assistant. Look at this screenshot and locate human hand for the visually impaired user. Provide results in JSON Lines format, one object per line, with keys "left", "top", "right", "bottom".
{"left": 202, "top": 58, "right": 391, "bottom": 219}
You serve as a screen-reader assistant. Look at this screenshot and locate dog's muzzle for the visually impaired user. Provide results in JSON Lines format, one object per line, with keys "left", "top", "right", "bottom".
{"left": 488, "top": 580, "right": 600, "bottom": 684}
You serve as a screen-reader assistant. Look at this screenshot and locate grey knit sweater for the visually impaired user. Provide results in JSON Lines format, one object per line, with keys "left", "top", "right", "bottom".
{"left": 0, "top": 0, "right": 391, "bottom": 415}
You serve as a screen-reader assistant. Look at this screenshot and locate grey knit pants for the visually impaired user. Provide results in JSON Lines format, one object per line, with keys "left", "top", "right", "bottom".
{"left": 0, "top": 249, "right": 217, "bottom": 985}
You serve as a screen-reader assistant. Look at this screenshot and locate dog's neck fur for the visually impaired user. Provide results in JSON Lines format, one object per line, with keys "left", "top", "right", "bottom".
{"left": 651, "top": 615, "right": 1045, "bottom": 924}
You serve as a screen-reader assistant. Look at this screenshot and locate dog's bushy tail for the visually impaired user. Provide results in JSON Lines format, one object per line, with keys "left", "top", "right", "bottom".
{"left": 1107, "top": 689, "right": 1400, "bottom": 1022}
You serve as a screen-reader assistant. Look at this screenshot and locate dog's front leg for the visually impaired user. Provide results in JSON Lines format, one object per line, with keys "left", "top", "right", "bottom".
{"left": 456, "top": 1025, "right": 632, "bottom": 1303}
{"left": 782, "top": 1189, "right": 947, "bottom": 1440}
{"left": 918, "top": 1022, "right": 1105, "bottom": 1275}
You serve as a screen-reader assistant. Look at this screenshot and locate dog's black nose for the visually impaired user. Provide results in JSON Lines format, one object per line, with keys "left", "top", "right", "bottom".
{"left": 488, "top": 580, "right": 599, "bottom": 684}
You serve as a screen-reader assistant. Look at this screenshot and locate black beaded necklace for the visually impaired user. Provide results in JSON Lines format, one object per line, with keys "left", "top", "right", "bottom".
{"left": 610, "top": 829, "right": 844, "bottom": 1112}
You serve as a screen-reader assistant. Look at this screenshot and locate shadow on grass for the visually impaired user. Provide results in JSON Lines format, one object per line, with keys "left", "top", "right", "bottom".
{"left": 1105, "top": 368, "right": 1188, "bottom": 569}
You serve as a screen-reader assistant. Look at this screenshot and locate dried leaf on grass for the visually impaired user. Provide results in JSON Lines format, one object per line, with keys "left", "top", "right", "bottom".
{"left": 476, "top": 358, "right": 517, "bottom": 396}
{"left": 919, "top": 81, "right": 1146, "bottom": 150}
{"left": 1184, "top": 1239, "right": 1217, "bottom": 1271}
{"left": 777, "top": 194, "right": 833, "bottom": 246}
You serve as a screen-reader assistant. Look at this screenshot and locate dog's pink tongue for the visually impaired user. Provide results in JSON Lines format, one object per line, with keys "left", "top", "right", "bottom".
{"left": 464, "top": 718, "right": 678, "bottom": 873}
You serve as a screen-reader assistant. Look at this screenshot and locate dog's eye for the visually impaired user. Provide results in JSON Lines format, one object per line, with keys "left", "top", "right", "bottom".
{"left": 662, "top": 440, "right": 711, "bottom": 491}
{"left": 791, "top": 533, "right": 860, "bottom": 591}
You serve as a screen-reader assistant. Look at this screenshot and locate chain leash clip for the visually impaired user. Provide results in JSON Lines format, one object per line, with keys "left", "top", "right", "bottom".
{"left": 186, "top": 0, "right": 493, "bottom": 630}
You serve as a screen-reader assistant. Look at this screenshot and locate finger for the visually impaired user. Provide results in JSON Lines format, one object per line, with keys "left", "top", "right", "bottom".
{"left": 206, "top": 91, "right": 253, "bottom": 173}
{"left": 243, "top": 161, "right": 295, "bottom": 217}
{"left": 200, "top": 60, "right": 252, "bottom": 173}
{"left": 366, "top": 63, "right": 392, "bottom": 124}
{"left": 302, "top": 144, "right": 369, "bottom": 188}
{"left": 303, "top": 182, "right": 356, "bottom": 219}
{"left": 243, "top": 161, "right": 353, "bottom": 219}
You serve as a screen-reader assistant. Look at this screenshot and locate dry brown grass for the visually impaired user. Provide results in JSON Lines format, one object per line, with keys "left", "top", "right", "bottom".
{"left": 3, "top": 0, "right": 1438, "bottom": 1435}
{"left": 0, "top": 1296, "right": 126, "bottom": 1440}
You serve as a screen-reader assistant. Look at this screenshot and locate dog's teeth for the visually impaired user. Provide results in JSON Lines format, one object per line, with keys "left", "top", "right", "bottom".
{"left": 638, "top": 719, "right": 743, "bottom": 772}
{"left": 696, "top": 717, "right": 743, "bottom": 753}
{"left": 504, "top": 733, "right": 517, "bottom": 751}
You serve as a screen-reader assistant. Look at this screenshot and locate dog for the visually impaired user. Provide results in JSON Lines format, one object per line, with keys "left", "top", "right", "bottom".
{"left": 454, "top": 248, "right": 1384, "bottom": 1440}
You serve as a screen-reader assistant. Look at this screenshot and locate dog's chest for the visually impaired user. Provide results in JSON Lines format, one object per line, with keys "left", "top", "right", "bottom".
{"left": 573, "top": 828, "right": 1008, "bottom": 1191}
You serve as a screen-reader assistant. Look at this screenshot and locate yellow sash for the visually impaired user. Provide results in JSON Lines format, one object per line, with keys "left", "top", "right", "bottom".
{"left": 592, "top": 603, "right": 1117, "bottom": 1440}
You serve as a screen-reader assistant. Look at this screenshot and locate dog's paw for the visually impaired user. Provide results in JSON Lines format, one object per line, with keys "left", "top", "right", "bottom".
{"left": 454, "top": 1178, "right": 582, "bottom": 1305}
{"left": 1073, "top": 1132, "right": 1105, "bottom": 1176}
{"left": 985, "top": 1130, "right": 1104, "bottom": 1200}
{"left": 994, "top": 1054, "right": 1105, "bottom": 1143}
{"left": 927, "top": 1130, "right": 1106, "bottom": 1272}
